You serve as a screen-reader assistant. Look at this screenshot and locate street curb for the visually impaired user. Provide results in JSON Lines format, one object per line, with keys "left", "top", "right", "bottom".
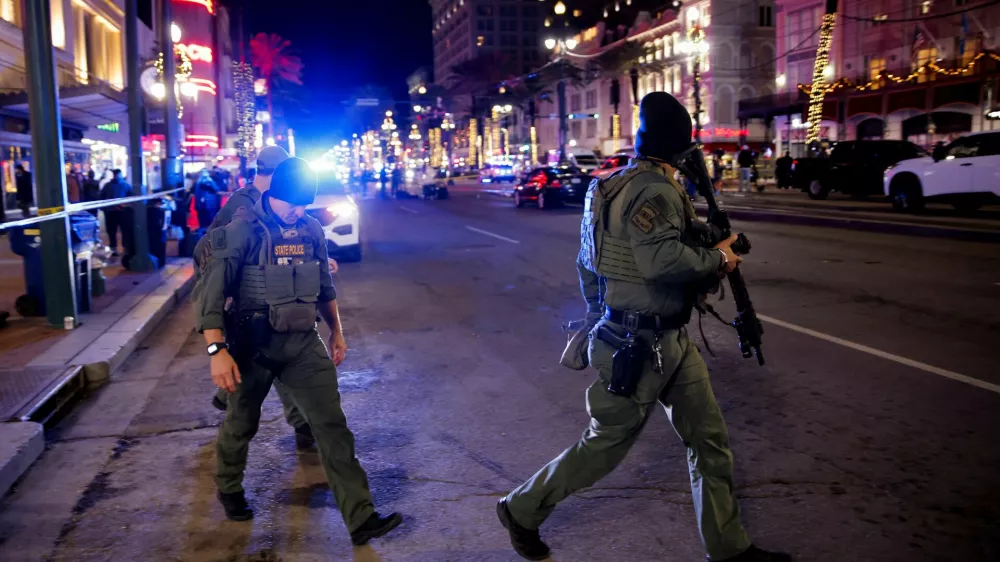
{"left": 0, "top": 263, "right": 195, "bottom": 500}
{"left": 0, "top": 421, "right": 43, "bottom": 499}
{"left": 694, "top": 205, "right": 1000, "bottom": 243}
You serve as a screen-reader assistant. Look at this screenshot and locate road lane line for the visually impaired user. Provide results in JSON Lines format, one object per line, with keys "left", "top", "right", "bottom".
{"left": 466, "top": 226, "right": 520, "bottom": 244}
{"left": 398, "top": 205, "right": 418, "bottom": 214}
{"left": 759, "top": 314, "right": 1000, "bottom": 395}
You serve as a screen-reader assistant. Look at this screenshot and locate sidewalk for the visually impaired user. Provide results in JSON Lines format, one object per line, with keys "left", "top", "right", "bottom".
{"left": 0, "top": 238, "right": 195, "bottom": 499}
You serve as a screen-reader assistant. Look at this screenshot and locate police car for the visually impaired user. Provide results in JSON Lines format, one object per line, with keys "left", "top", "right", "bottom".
{"left": 307, "top": 172, "right": 362, "bottom": 261}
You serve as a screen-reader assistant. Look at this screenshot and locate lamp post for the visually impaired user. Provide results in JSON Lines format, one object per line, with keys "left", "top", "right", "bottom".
{"left": 545, "top": 37, "right": 578, "bottom": 164}
{"left": 678, "top": 10, "right": 710, "bottom": 145}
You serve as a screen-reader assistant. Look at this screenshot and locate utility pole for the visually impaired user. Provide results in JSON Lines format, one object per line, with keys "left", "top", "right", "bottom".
{"left": 161, "top": 0, "right": 182, "bottom": 193}
{"left": 22, "top": 0, "right": 77, "bottom": 327}
{"left": 125, "top": 0, "right": 156, "bottom": 271}
{"left": 557, "top": 69, "right": 568, "bottom": 164}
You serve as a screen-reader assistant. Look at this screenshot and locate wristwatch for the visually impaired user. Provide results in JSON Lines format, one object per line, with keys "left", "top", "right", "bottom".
{"left": 207, "top": 342, "right": 229, "bottom": 356}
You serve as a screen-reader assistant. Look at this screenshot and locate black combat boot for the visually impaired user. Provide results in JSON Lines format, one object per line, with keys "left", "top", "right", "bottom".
{"left": 211, "top": 395, "right": 227, "bottom": 412}
{"left": 350, "top": 512, "right": 403, "bottom": 545}
{"left": 217, "top": 490, "right": 253, "bottom": 521}
{"left": 497, "top": 499, "right": 550, "bottom": 561}
{"left": 709, "top": 544, "right": 793, "bottom": 562}
{"left": 294, "top": 424, "right": 315, "bottom": 450}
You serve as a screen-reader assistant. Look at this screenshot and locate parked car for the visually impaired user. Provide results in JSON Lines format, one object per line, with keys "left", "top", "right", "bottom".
{"left": 566, "top": 147, "right": 601, "bottom": 174}
{"left": 791, "top": 140, "right": 926, "bottom": 199}
{"left": 592, "top": 153, "right": 632, "bottom": 180}
{"left": 513, "top": 166, "right": 592, "bottom": 209}
{"left": 307, "top": 173, "right": 362, "bottom": 261}
{"left": 884, "top": 131, "right": 1000, "bottom": 212}
{"left": 479, "top": 162, "right": 517, "bottom": 183}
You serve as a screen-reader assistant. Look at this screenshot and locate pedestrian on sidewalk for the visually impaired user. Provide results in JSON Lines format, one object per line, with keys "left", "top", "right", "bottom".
{"left": 193, "top": 144, "right": 318, "bottom": 449}
{"left": 100, "top": 169, "right": 133, "bottom": 256}
{"left": 497, "top": 92, "right": 791, "bottom": 562}
{"left": 776, "top": 151, "right": 793, "bottom": 189}
{"left": 711, "top": 150, "right": 724, "bottom": 196}
{"left": 737, "top": 145, "right": 754, "bottom": 193}
{"left": 194, "top": 157, "right": 401, "bottom": 544}
{"left": 14, "top": 164, "right": 32, "bottom": 217}
{"left": 82, "top": 170, "right": 101, "bottom": 216}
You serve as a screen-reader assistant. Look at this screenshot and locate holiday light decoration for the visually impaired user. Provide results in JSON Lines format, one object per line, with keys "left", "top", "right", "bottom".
{"left": 806, "top": 11, "right": 837, "bottom": 144}
{"left": 154, "top": 46, "right": 192, "bottom": 119}
{"left": 468, "top": 118, "right": 478, "bottom": 168}
{"left": 233, "top": 61, "right": 256, "bottom": 162}
{"left": 530, "top": 125, "right": 538, "bottom": 165}
{"left": 799, "top": 51, "right": 1000, "bottom": 96}
{"left": 611, "top": 114, "right": 621, "bottom": 153}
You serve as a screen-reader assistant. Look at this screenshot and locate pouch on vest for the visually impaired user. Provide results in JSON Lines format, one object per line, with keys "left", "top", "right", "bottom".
{"left": 261, "top": 229, "right": 321, "bottom": 333}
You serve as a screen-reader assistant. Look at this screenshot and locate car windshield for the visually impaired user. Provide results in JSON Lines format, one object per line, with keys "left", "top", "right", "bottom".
{"left": 573, "top": 155, "right": 599, "bottom": 166}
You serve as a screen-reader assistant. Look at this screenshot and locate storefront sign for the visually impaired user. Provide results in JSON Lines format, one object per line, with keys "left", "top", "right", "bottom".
{"left": 97, "top": 123, "right": 120, "bottom": 133}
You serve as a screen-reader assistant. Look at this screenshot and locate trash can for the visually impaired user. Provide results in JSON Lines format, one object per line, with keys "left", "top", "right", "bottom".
{"left": 9, "top": 213, "right": 103, "bottom": 317}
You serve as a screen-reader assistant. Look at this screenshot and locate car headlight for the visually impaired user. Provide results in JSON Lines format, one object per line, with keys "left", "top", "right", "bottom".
{"left": 327, "top": 201, "right": 357, "bottom": 218}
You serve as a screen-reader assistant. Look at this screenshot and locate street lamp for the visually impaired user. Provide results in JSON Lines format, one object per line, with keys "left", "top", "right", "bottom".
{"left": 546, "top": 36, "right": 578, "bottom": 163}
{"left": 418, "top": 85, "right": 427, "bottom": 95}
{"left": 171, "top": 23, "right": 182, "bottom": 43}
{"left": 554, "top": 1, "right": 566, "bottom": 15}
{"left": 544, "top": 38, "right": 557, "bottom": 50}
{"left": 678, "top": 21, "right": 709, "bottom": 144}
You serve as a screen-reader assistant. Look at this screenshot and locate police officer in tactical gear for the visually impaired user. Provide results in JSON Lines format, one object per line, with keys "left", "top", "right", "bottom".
{"left": 194, "top": 145, "right": 316, "bottom": 450}
{"left": 195, "top": 158, "right": 402, "bottom": 544}
{"left": 497, "top": 93, "right": 791, "bottom": 562}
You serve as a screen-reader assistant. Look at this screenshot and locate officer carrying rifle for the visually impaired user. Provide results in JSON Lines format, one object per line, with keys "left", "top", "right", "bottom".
{"left": 496, "top": 93, "right": 790, "bottom": 562}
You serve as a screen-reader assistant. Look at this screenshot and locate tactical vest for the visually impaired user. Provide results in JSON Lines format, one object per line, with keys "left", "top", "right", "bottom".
{"left": 195, "top": 186, "right": 262, "bottom": 273}
{"left": 237, "top": 213, "right": 323, "bottom": 333}
{"left": 580, "top": 164, "right": 663, "bottom": 284}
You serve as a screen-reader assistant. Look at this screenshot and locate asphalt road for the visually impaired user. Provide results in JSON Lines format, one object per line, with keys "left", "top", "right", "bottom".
{"left": 1, "top": 187, "right": 998, "bottom": 562}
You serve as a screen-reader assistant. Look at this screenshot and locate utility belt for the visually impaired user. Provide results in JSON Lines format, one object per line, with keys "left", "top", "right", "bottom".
{"left": 227, "top": 310, "right": 272, "bottom": 351}
{"left": 596, "top": 308, "right": 686, "bottom": 398}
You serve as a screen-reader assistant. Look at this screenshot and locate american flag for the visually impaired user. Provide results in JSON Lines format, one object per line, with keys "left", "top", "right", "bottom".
{"left": 911, "top": 27, "right": 929, "bottom": 62}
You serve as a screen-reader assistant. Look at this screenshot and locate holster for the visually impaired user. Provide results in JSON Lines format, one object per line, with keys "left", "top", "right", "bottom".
{"left": 230, "top": 312, "right": 271, "bottom": 357}
{"left": 597, "top": 322, "right": 649, "bottom": 398}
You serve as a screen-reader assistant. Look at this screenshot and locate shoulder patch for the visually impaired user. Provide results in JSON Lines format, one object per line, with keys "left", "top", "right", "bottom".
{"left": 211, "top": 228, "right": 227, "bottom": 250}
{"left": 630, "top": 202, "right": 662, "bottom": 234}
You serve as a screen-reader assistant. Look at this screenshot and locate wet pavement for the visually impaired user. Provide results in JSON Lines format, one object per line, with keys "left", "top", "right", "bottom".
{"left": 0, "top": 187, "right": 998, "bottom": 561}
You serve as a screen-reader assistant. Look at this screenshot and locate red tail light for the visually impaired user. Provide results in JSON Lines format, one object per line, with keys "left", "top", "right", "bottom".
{"left": 550, "top": 179, "right": 562, "bottom": 187}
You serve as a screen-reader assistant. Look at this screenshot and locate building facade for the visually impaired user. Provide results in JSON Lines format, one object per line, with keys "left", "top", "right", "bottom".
{"left": 742, "top": 0, "right": 1000, "bottom": 156}
{"left": 534, "top": 1, "right": 778, "bottom": 160}
{"left": 430, "top": 0, "right": 549, "bottom": 81}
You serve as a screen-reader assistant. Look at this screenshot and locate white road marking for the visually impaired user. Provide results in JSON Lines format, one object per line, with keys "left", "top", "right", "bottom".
{"left": 759, "top": 314, "right": 1000, "bottom": 395}
{"left": 398, "top": 206, "right": 418, "bottom": 214}
{"left": 466, "top": 226, "right": 520, "bottom": 244}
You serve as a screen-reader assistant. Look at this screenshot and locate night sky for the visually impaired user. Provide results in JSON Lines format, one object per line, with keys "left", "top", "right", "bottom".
{"left": 231, "top": 0, "right": 433, "bottom": 156}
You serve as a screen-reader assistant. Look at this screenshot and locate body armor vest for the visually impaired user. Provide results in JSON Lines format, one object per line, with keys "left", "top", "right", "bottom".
{"left": 237, "top": 212, "right": 323, "bottom": 333}
{"left": 580, "top": 164, "right": 663, "bottom": 284}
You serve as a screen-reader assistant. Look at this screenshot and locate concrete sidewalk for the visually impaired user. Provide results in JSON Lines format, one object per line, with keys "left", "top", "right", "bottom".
{"left": 0, "top": 258, "right": 195, "bottom": 499}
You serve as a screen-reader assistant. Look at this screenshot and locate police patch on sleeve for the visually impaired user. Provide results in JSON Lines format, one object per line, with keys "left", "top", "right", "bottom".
{"left": 630, "top": 202, "right": 662, "bottom": 234}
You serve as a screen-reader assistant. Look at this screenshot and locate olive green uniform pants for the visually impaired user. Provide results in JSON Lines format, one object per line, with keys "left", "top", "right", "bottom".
{"left": 215, "top": 330, "right": 375, "bottom": 532}
{"left": 505, "top": 324, "right": 752, "bottom": 561}
{"left": 215, "top": 380, "right": 307, "bottom": 429}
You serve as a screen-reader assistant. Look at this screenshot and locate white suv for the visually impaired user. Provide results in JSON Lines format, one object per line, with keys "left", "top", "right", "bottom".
{"left": 307, "top": 174, "right": 362, "bottom": 261}
{"left": 884, "top": 131, "right": 1000, "bottom": 212}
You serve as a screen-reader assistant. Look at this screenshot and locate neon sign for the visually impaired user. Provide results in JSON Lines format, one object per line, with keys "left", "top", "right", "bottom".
{"left": 96, "top": 122, "right": 120, "bottom": 132}
{"left": 188, "top": 78, "right": 217, "bottom": 96}
{"left": 183, "top": 134, "right": 219, "bottom": 149}
{"left": 176, "top": 43, "right": 213, "bottom": 63}
{"left": 176, "top": 0, "right": 215, "bottom": 15}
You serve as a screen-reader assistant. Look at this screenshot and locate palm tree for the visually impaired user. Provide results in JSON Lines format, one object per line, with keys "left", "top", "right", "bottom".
{"left": 249, "top": 32, "right": 303, "bottom": 139}
{"left": 446, "top": 52, "right": 517, "bottom": 116}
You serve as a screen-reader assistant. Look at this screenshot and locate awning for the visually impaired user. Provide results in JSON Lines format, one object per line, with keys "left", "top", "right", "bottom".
{"left": 737, "top": 91, "right": 810, "bottom": 121}
{"left": 0, "top": 82, "right": 128, "bottom": 129}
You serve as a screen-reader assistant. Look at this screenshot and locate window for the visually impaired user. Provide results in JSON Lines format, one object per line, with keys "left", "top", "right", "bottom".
{"left": 523, "top": 5, "right": 538, "bottom": 17}
{"left": 758, "top": 5, "right": 773, "bottom": 27}
{"left": 523, "top": 34, "right": 536, "bottom": 47}
{"left": 570, "top": 93, "right": 581, "bottom": 113}
{"left": 499, "top": 5, "right": 516, "bottom": 17}
{"left": 586, "top": 119, "right": 597, "bottom": 139}
{"left": 477, "top": 35, "right": 485, "bottom": 47}
{"left": 921, "top": 1, "right": 931, "bottom": 14}
{"left": 977, "top": 133, "right": 1000, "bottom": 156}
{"left": 476, "top": 6, "right": 494, "bottom": 16}
{"left": 867, "top": 56, "right": 886, "bottom": 84}
{"left": 571, "top": 121, "right": 582, "bottom": 139}
{"left": 585, "top": 89, "right": 597, "bottom": 109}
{"left": 786, "top": 7, "right": 820, "bottom": 52}
{"left": 914, "top": 46, "right": 937, "bottom": 81}
{"left": 946, "top": 136, "right": 980, "bottom": 158}
{"left": 0, "top": 0, "right": 20, "bottom": 26}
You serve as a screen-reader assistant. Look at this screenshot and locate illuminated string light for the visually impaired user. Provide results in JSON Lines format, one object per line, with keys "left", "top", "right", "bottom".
{"left": 806, "top": 12, "right": 837, "bottom": 144}
{"left": 233, "top": 61, "right": 256, "bottom": 162}
{"left": 798, "top": 51, "right": 1000, "bottom": 96}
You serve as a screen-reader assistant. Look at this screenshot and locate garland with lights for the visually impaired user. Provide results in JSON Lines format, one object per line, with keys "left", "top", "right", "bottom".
{"left": 799, "top": 51, "right": 1000, "bottom": 96}
{"left": 806, "top": 12, "right": 837, "bottom": 144}
{"left": 233, "top": 61, "right": 256, "bottom": 163}
{"left": 155, "top": 46, "right": 193, "bottom": 118}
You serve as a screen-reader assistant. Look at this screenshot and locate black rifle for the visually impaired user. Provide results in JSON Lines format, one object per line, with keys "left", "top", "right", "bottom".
{"left": 671, "top": 144, "right": 765, "bottom": 366}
